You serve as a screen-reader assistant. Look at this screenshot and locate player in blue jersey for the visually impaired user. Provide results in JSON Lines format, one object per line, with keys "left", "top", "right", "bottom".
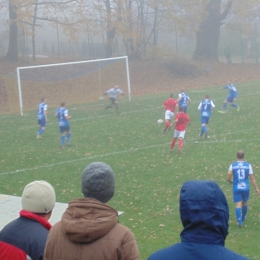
{"left": 177, "top": 90, "right": 191, "bottom": 113}
{"left": 227, "top": 150, "right": 259, "bottom": 227}
{"left": 103, "top": 85, "right": 124, "bottom": 113}
{"left": 219, "top": 80, "right": 239, "bottom": 113}
{"left": 198, "top": 95, "right": 215, "bottom": 138}
{"left": 37, "top": 97, "right": 48, "bottom": 139}
{"left": 55, "top": 102, "right": 71, "bottom": 148}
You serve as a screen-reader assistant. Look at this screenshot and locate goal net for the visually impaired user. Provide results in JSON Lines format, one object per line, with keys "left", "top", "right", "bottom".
{"left": 16, "top": 56, "right": 131, "bottom": 115}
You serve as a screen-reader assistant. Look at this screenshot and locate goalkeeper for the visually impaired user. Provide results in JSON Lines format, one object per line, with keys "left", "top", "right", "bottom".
{"left": 103, "top": 85, "right": 124, "bottom": 113}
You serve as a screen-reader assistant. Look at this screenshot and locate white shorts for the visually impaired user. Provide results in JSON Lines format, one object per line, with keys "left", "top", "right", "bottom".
{"left": 173, "top": 130, "right": 186, "bottom": 139}
{"left": 165, "top": 110, "right": 174, "bottom": 120}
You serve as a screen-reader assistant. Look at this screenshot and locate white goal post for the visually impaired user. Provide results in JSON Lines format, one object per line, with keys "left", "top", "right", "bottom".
{"left": 16, "top": 56, "right": 131, "bottom": 116}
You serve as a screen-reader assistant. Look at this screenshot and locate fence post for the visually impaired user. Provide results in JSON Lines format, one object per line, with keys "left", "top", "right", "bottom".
{"left": 56, "top": 24, "right": 60, "bottom": 57}
{"left": 255, "top": 23, "right": 258, "bottom": 65}
{"left": 240, "top": 25, "right": 245, "bottom": 63}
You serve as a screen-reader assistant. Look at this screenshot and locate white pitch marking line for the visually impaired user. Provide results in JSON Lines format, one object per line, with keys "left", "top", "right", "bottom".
{"left": 0, "top": 107, "right": 161, "bottom": 132}
{"left": 1, "top": 137, "right": 259, "bottom": 177}
{"left": 0, "top": 143, "right": 167, "bottom": 176}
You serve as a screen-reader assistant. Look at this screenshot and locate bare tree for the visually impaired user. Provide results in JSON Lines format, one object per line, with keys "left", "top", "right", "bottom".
{"left": 104, "top": 0, "right": 116, "bottom": 58}
{"left": 4, "top": 0, "right": 85, "bottom": 61}
{"left": 5, "top": 0, "right": 18, "bottom": 61}
{"left": 193, "top": 0, "right": 233, "bottom": 60}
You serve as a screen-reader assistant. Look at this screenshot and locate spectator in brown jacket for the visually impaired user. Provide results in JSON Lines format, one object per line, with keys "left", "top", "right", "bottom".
{"left": 44, "top": 162, "right": 140, "bottom": 260}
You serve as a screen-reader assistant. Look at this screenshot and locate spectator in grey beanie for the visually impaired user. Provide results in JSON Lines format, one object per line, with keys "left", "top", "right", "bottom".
{"left": 81, "top": 162, "right": 115, "bottom": 203}
{"left": 44, "top": 162, "right": 140, "bottom": 260}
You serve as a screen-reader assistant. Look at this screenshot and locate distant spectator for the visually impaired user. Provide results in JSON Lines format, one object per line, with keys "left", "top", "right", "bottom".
{"left": 148, "top": 180, "right": 249, "bottom": 260}
{"left": 247, "top": 39, "right": 252, "bottom": 58}
{"left": 44, "top": 162, "right": 139, "bottom": 260}
{"left": 224, "top": 44, "right": 232, "bottom": 64}
{"left": 206, "top": 67, "right": 210, "bottom": 76}
{"left": 0, "top": 181, "right": 56, "bottom": 260}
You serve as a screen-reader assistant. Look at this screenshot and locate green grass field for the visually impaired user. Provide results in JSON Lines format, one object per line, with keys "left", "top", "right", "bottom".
{"left": 1, "top": 81, "right": 260, "bottom": 259}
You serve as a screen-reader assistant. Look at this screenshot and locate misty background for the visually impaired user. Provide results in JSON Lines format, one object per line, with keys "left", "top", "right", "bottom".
{"left": 0, "top": 0, "right": 259, "bottom": 64}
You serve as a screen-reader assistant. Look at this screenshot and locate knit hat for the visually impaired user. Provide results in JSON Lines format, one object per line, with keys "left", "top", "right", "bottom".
{"left": 81, "top": 162, "right": 115, "bottom": 203}
{"left": 21, "top": 180, "right": 56, "bottom": 214}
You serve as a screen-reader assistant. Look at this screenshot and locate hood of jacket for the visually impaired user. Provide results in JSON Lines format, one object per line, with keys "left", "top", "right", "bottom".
{"left": 60, "top": 198, "right": 118, "bottom": 243}
{"left": 180, "top": 180, "right": 229, "bottom": 246}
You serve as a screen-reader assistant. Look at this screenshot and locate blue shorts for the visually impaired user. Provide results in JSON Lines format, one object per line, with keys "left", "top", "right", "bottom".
{"left": 201, "top": 116, "right": 209, "bottom": 124}
{"left": 180, "top": 106, "right": 187, "bottom": 113}
{"left": 38, "top": 118, "right": 46, "bottom": 127}
{"left": 227, "top": 96, "right": 235, "bottom": 103}
{"left": 59, "top": 125, "right": 70, "bottom": 133}
{"left": 233, "top": 189, "right": 249, "bottom": 203}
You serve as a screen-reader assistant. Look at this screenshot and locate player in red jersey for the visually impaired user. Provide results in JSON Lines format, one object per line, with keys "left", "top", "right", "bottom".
{"left": 162, "top": 93, "right": 178, "bottom": 132}
{"left": 170, "top": 106, "right": 190, "bottom": 156}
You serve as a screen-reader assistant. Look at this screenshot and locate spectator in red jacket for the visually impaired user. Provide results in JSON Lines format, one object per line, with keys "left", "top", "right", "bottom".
{"left": 0, "top": 180, "right": 56, "bottom": 260}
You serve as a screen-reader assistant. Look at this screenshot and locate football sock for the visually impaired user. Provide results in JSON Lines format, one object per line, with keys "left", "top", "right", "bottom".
{"left": 105, "top": 105, "right": 112, "bottom": 110}
{"left": 38, "top": 129, "right": 44, "bottom": 135}
{"left": 235, "top": 208, "right": 242, "bottom": 226}
{"left": 223, "top": 103, "right": 227, "bottom": 110}
{"left": 231, "top": 103, "right": 238, "bottom": 108}
{"left": 203, "top": 126, "right": 207, "bottom": 135}
{"left": 171, "top": 139, "right": 176, "bottom": 150}
{"left": 66, "top": 133, "right": 71, "bottom": 142}
{"left": 61, "top": 136, "right": 65, "bottom": 146}
{"left": 165, "top": 121, "right": 171, "bottom": 131}
{"left": 179, "top": 139, "right": 183, "bottom": 149}
{"left": 200, "top": 126, "right": 204, "bottom": 136}
{"left": 242, "top": 205, "right": 248, "bottom": 221}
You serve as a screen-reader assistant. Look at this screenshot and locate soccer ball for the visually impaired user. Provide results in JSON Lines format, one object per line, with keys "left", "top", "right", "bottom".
{"left": 157, "top": 119, "right": 163, "bottom": 124}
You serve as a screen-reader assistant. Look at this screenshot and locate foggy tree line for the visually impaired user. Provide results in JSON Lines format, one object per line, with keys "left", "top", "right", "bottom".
{"left": 1, "top": 0, "right": 259, "bottom": 62}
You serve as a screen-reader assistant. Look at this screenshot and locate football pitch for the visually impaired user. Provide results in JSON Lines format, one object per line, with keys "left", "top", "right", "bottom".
{"left": 0, "top": 81, "right": 260, "bottom": 259}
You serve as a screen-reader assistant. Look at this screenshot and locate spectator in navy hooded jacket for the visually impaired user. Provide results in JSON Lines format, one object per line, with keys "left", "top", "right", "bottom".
{"left": 0, "top": 180, "right": 56, "bottom": 260}
{"left": 148, "top": 180, "right": 249, "bottom": 260}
